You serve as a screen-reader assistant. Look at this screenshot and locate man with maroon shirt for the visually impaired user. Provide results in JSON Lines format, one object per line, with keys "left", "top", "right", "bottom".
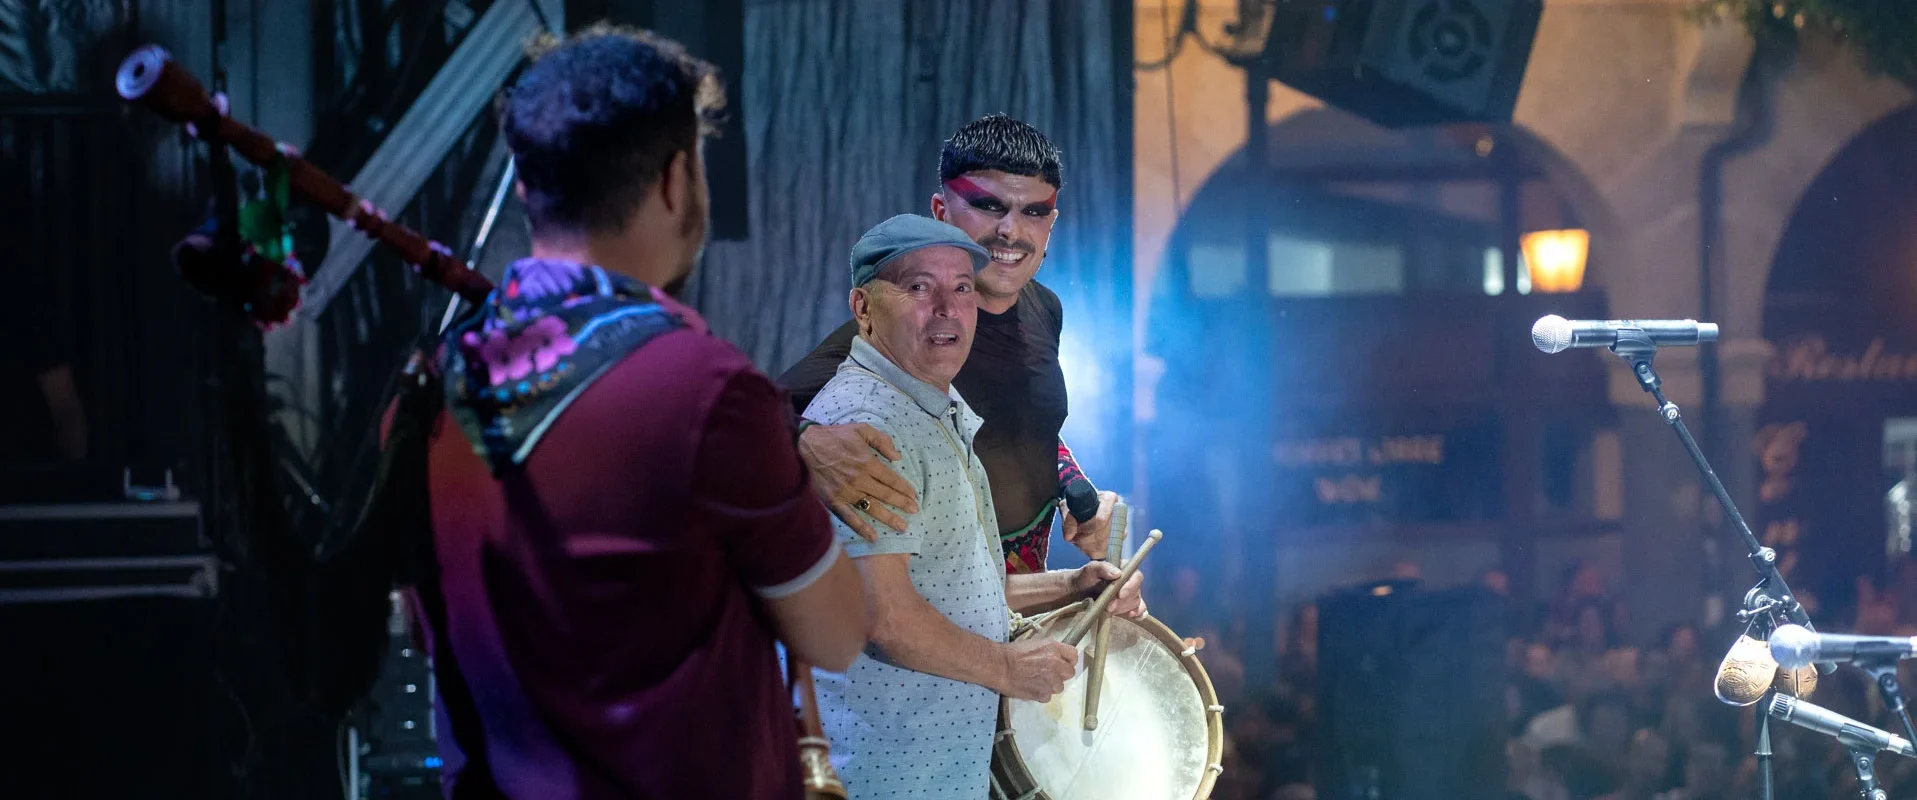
{"left": 420, "top": 27, "right": 866, "bottom": 798}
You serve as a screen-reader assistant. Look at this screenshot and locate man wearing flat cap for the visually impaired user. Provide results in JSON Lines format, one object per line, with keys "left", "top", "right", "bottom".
{"left": 803, "top": 214, "right": 1144, "bottom": 798}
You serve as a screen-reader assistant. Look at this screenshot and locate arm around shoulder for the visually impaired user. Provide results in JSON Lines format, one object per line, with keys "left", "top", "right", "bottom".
{"left": 799, "top": 407, "right": 921, "bottom": 540}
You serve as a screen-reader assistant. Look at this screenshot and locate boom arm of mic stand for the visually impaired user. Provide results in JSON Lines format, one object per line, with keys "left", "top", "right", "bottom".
{"left": 1616, "top": 336, "right": 1814, "bottom": 800}
{"left": 1612, "top": 340, "right": 1828, "bottom": 672}
{"left": 1858, "top": 661, "right": 1917, "bottom": 756}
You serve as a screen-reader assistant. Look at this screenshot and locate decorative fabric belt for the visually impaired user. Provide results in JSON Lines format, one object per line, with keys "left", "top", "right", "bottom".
{"left": 1001, "top": 502, "right": 1058, "bottom": 575}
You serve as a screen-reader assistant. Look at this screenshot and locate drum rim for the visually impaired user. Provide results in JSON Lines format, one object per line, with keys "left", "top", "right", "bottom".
{"left": 992, "top": 609, "right": 1225, "bottom": 800}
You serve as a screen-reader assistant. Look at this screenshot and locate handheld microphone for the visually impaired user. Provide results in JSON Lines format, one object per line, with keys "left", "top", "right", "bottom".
{"left": 1768, "top": 694, "right": 1916, "bottom": 757}
{"left": 1769, "top": 624, "right": 1917, "bottom": 671}
{"left": 1531, "top": 315, "right": 1719, "bottom": 354}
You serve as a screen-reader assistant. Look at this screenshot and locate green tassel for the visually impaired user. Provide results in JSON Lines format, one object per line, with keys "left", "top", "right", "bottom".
{"left": 238, "top": 159, "right": 297, "bottom": 264}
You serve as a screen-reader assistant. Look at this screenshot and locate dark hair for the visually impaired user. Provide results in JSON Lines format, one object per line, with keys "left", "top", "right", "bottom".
{"left": 938, "top": 113, "right": 1063, "bottom": 190}
{"left": 500, "top": 24, "right": 724, "bottom": 234}
{"left": 1657, "top": 621, "right": 1697, "bottom": 650}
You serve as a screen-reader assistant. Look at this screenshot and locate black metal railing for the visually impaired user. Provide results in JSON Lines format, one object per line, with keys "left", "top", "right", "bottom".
{"left": 305, "top": 0, "right": 502, "bottom": 181}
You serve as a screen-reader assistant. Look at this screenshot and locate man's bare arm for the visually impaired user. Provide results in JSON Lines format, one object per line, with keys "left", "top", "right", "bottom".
{"left": 858, "top": 555, "right": 1076, "bottom": 701}
{"left": 763, "top": 547, "right": 869, "bottom": 672}
{"left": 859, "top": 554, "right": 1009, "bottom": 688}
{"left": 1006, "top": 563, "right": 1150, "bottom": 619}
{"left": 1004, "top": 570, "right": 1079, "bottom": 615}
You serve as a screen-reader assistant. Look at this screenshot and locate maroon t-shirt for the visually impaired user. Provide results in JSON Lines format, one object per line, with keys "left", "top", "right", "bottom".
{"left": 420, "top": 300, "right": 835, "bottom": 799}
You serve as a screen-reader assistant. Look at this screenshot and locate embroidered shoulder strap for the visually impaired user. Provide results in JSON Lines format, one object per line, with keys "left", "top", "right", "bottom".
{"left": 440, "top": 259, "right": 688, "bottom": 475}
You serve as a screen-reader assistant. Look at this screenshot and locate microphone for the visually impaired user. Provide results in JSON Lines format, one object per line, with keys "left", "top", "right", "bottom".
{"left": 1531, "top": 315, "right": 1719, "bottom": 354}
{"left": 1768, "top": 694, "right": 1916, "bottom": 757}
{"left": 1769, "top": 624, "right": 1917, "bottom": 671}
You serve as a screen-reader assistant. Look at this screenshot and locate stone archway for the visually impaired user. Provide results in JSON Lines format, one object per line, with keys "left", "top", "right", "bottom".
{"left": 1529, "top": 32, "right": 1914, "bottom": 404}
{"left": 1718, "top": 38, "right": 1913, "bottom": 349}
{"left": 1163, "top": 106, "right": 1623, "bottom": 296}
{"left": 1525, "top": 29, "right": 1917, "bottom": 636}
{"left": 1752, "top": 103, "right": 1917, "bottom": 617}
{"left": 1141, "top": 106, "right": 1620, "bottom": 611}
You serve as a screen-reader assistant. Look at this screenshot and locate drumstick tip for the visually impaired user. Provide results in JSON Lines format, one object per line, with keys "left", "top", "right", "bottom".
{"left": 1148, "top": 529, "right": 1164, "bottom": 541}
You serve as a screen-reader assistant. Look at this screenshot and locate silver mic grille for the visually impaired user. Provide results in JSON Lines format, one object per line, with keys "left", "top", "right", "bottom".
{"left": 1768, "top": 624, "right": 1818, "bottom": 670}
{"left": 1532, "top": 315, "right": 1574, "bottom": 354}
{"left": 1769, "top": 693, "right": 1796, "bottom": 719}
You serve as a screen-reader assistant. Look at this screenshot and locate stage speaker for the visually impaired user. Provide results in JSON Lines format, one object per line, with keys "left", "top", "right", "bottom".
{"left": 1315, "top": 580, "right": 1507, "bottom": 800}
{"left": 1262, "top": 0, "right": 1542, "bottom": 127}
{"left": 569, "top": 0, "right": 750, "bottom": 240}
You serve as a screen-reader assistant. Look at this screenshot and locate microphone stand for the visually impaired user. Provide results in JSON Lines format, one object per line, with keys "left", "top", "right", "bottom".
{"left": 1609, "top": 335, "right": 1826, "bottom": 800}
{"left": 1857, "top": 660, "right": 1917, "bottom": 750}
{"left": 1738, "top": 590, "right": 1782, "bottom": 800}
{"left": 1758, "top": 689, "right": 1775, "bottom": 800}
{"left": 1845, "top": 745, "right": 1887, "bottom": 800}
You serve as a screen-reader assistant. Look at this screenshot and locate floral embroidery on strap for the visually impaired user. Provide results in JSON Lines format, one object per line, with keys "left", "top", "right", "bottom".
{"left": 441, "top": 258, "right": 688, "bottom": 474}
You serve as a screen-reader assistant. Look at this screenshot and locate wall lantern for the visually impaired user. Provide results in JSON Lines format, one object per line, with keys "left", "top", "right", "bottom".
{"left": 1521, "top": 228, "right": 1590, "bottom": 293}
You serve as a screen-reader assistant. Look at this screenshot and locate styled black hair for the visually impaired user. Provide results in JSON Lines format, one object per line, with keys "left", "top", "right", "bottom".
{"left": 500, "top": 24, "right": 724, "bottom": 234}
{"left": 938, "top": 113, "right": 1063, "bottom": 190}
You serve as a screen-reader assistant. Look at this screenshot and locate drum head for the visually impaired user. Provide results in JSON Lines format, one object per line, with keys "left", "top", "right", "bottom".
{"left": 1003, "top": 609, "right": 1214, "bottom": 800}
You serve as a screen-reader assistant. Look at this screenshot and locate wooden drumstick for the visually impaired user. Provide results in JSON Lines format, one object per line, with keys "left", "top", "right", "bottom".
{"left": 1062, "top": 529, "right": 1162, "bottom": 648}
{"left": 1083, "top": 502, "right": 1129, "bottom": 730}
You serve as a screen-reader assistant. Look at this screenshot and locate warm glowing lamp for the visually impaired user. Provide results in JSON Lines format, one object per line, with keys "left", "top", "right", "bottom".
{"left": 1521, "top": 228, "right": 1590, "bottom": 293}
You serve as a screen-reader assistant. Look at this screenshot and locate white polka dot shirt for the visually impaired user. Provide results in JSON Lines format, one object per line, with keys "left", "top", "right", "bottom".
{"left": 801, "top": 335, "right": 1008, "bottom": 798}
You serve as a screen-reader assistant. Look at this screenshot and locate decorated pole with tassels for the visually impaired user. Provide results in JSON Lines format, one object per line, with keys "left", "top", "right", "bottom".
{"left": 116, "top": 44, "right": 495, "bottom": 307}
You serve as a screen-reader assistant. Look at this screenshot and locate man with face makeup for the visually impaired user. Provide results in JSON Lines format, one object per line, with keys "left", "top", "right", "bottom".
{"left": 781, "top": 114, "right": 1116, "bottom": 577}
{"left": 801, "top": 214, "right": 1144, "bottom": 798}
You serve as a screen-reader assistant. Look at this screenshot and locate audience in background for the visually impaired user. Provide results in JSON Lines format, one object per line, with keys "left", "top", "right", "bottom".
{"left": 1169, "top": 558, "right": 1917, "bottom": 800}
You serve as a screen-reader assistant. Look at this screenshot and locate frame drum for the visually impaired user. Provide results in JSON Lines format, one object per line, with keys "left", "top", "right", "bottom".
{"left": 989, "top": 605, "right": 1224, "bottom": 800}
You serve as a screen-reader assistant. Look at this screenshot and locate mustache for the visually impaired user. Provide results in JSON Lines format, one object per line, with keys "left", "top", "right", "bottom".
{"left": 978, "top": 237, "right": 1033, "bottom": 255}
